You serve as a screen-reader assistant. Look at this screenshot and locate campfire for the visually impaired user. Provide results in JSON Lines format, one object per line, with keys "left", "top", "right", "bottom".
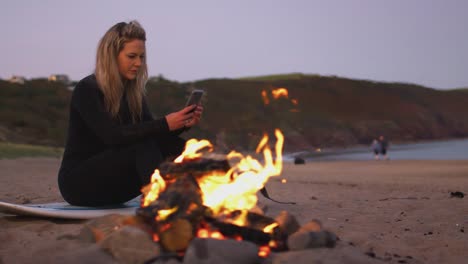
{"left": 138, "top": 129, "right": 287, "bottom": 256}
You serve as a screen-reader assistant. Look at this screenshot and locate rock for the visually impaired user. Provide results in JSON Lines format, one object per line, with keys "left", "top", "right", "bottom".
{"left": 183, "top": 238, "right": 259, "bottom": 264}
{"left": 450, "top": 191, "right": 465, "bottom": 198}
{"left": 274, "top": 211, "right": 300, "bottom": 236}
{"left": 294, "top": 157, "right": 305, "bottom": 165}
{"left": 298, "top": 219, "right": 322, "bottom": 232}
{"left": 79, "top": 214, "right": 150, "bottom": 243}
{"left": 287, "top": 230, "right": 337, "bottom": 250}
{"left": 100, "top": 225, "right": 161, "bottom": 264}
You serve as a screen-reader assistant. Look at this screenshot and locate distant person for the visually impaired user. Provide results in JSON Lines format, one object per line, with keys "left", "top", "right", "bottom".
{"left": 57, "top": 21, "right": 203, "bottom": 206}
{"left": 371, "top": 139, "right": 381, "bottom": 160}
{"left": 378, "top": 135, "right": 389, "bottom": 160}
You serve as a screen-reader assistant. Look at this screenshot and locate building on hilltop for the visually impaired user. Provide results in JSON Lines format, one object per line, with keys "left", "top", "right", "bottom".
{"left": 48, "top": 74, "right": 71, "bottom": 85}
{"left": 8, "top": 75, "right": 27, "bottom": 85}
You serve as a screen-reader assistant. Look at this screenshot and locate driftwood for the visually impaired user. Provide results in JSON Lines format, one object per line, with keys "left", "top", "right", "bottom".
{"left": 158, "top": 219, "right": 194, "bottom": 252}
{"left": 137, "top": 172, "right": 205, "bottom": 251}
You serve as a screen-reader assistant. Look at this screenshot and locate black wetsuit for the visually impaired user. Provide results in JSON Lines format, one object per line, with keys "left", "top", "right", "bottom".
{"left": 58, "top": 75, "right": 185, "bottom": 206}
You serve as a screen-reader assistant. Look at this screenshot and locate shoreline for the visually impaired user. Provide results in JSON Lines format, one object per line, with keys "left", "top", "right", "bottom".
{"left": 284, "top": 138, "right": 468, "bottom": 162}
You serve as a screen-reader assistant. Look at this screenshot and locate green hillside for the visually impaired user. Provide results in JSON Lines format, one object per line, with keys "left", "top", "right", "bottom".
{"left": 1, "top": 74, "right": 468, "bottom": 152}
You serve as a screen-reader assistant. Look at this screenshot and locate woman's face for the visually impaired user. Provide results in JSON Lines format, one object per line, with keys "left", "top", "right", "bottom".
{"left": 117, "top": 39, "right": 145, "bottom": 80}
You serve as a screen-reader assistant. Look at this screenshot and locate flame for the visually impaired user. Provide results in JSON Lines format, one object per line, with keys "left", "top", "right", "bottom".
{"left": 142, "top": 129, "right": 284, "bottom": 224}
{"left": 156, "top": 207, "right": 178, "bottom": 221}
{"left": 265, "top": 88, "right": 300, "bottom": 113}
{"left": 263, "top": 222, "right": 278, "bottom": 233}
{"left": 174, "top": 138, "right": 213, "bottom": 163}
{"left": 269, "top": 240, "right": 278, "bottom": 248}
{"left": 258, "top": 245, "right": 271, "bottom": 258}
{"left": 141, "top": 129, "right": 285, "bottom": 245}
{"left": 272, "top": 88, "right": 288, "bottom": 99}
{"left": 229, "top": 210, "right": 248, "bottom": 226}
{"left": 196, "top": 129, "right": 284, "bottom": 223}
{"left": 153, "top": 233, "right": 159, "bottom": 242}
{"left": 197, "top": 228, "right": 226, "bottom": 240}
{"left": 261, "top": 89, "right": 270, "bottom": 105}
{"left": 141, "top": 170, "right": 167, "bottom": 207}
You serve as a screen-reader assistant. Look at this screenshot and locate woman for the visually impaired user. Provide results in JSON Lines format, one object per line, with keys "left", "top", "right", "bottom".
{"left": 58, "top": 21, "right": 202, "bottom": 206}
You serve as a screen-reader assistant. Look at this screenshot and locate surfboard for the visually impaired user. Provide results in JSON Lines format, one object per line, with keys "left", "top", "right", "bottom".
{"left": 0, "top": 197, "right": 141, "bottom": 220}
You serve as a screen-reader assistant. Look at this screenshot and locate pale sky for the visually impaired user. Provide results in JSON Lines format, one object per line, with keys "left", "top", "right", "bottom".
{"left": 1, "top": 0, "right": 467, "bottom": 89}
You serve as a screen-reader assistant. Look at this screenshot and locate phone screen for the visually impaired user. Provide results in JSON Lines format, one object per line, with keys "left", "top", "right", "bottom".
{"left": 186, "top": 89, "right": 204, "bottom": 107}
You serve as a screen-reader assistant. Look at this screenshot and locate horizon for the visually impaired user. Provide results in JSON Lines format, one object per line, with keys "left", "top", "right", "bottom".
{"left": 3, "top": 72, "right": 468, "bottom": 91}
{"left": 2, "top": 0, "right": 468, "bottom": 90}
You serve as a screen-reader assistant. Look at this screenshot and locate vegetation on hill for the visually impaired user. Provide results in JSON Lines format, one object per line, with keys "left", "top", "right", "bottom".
{"left": 0, "top": 79, "right": 70, "bottom": 146}
{"left": 1, "top": 74, "right": 468, "bottom": 152}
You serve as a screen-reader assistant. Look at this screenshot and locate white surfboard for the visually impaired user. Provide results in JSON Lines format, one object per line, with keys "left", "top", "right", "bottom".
{"left": 0, "top": 197, "right": 140, "bottom": 220}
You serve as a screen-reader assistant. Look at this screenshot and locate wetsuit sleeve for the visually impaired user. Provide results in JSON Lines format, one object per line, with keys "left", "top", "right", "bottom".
{"left": 141, "top": 97, "right": 186, "bottom": 136}
{"left": 72, "top": 81, "right": 170, "bottom": 146}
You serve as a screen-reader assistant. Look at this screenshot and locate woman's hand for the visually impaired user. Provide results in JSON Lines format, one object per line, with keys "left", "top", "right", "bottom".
{"left": 165, "top": 105, "right": 203, "bottom": 131}
{"left": 185, "top": 105, "right": 203, "bottom": 128}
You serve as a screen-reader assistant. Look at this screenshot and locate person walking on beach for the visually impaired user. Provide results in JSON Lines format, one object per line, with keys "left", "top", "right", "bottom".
{"left": 378, "top": 135, "right": 389, "bottom": 160}
{"left": 371, "top": 138, "right": 381, "bottom": 160}
{"left": 58, "top": 21, "right": 203, "bottom": 206}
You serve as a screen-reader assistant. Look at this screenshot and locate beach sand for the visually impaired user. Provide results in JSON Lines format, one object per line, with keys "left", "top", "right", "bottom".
{"left": 0, "top": 158, "right": 467, "bottom": 263}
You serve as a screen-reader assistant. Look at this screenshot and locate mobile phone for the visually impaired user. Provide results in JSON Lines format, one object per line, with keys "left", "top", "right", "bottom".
{"left": 185, "top": 89, "right": 204, "bottom": 111}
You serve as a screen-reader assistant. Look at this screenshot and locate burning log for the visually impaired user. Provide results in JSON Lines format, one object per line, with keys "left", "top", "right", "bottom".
{"left": 137, "top": 169, "right": 207, "bottom": 252}
{"left": 204, "top": 215, "right": 270, "bottom": 245}
{"left": 138, "top": 172, "right": 204, "bottom": 219}
{"left": 158, "top": 155, "right": 231, "bottom": 180}
{"left": 158, "top": 218, "right": 194, "bottom": 252}
{"left": 274, "top": 211, "right": 300, "bottom": 236}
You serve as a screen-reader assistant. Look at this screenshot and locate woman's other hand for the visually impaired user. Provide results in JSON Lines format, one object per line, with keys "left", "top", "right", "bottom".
{"left": 186, "top": 105, "right": 203, "bottom": 127}
{"left": 165, "top": 105, "right": 203, "bottom": 131}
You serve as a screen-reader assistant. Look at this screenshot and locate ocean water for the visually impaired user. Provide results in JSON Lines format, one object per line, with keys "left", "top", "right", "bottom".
{"left": 285, "top": 138, "right": 468, "bottom": 161}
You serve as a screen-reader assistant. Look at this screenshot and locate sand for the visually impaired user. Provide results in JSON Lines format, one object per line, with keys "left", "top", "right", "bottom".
{"left": 0, "top": 157, "right": 467, "bottom": 263}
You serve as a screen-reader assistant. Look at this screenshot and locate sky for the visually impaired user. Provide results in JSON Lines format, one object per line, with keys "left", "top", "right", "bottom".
{"left": 1, "top": 0, "right": 467, "bottom": 90}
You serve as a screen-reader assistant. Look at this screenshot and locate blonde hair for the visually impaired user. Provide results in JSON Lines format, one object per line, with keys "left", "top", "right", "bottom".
{"left": 95, "top": 20, "right": 148, "bottom": 122}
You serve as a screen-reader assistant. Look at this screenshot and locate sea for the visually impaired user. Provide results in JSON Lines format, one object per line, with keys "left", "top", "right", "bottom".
{"left": 284, "top": 138, "right": 468, "bottom": 161}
